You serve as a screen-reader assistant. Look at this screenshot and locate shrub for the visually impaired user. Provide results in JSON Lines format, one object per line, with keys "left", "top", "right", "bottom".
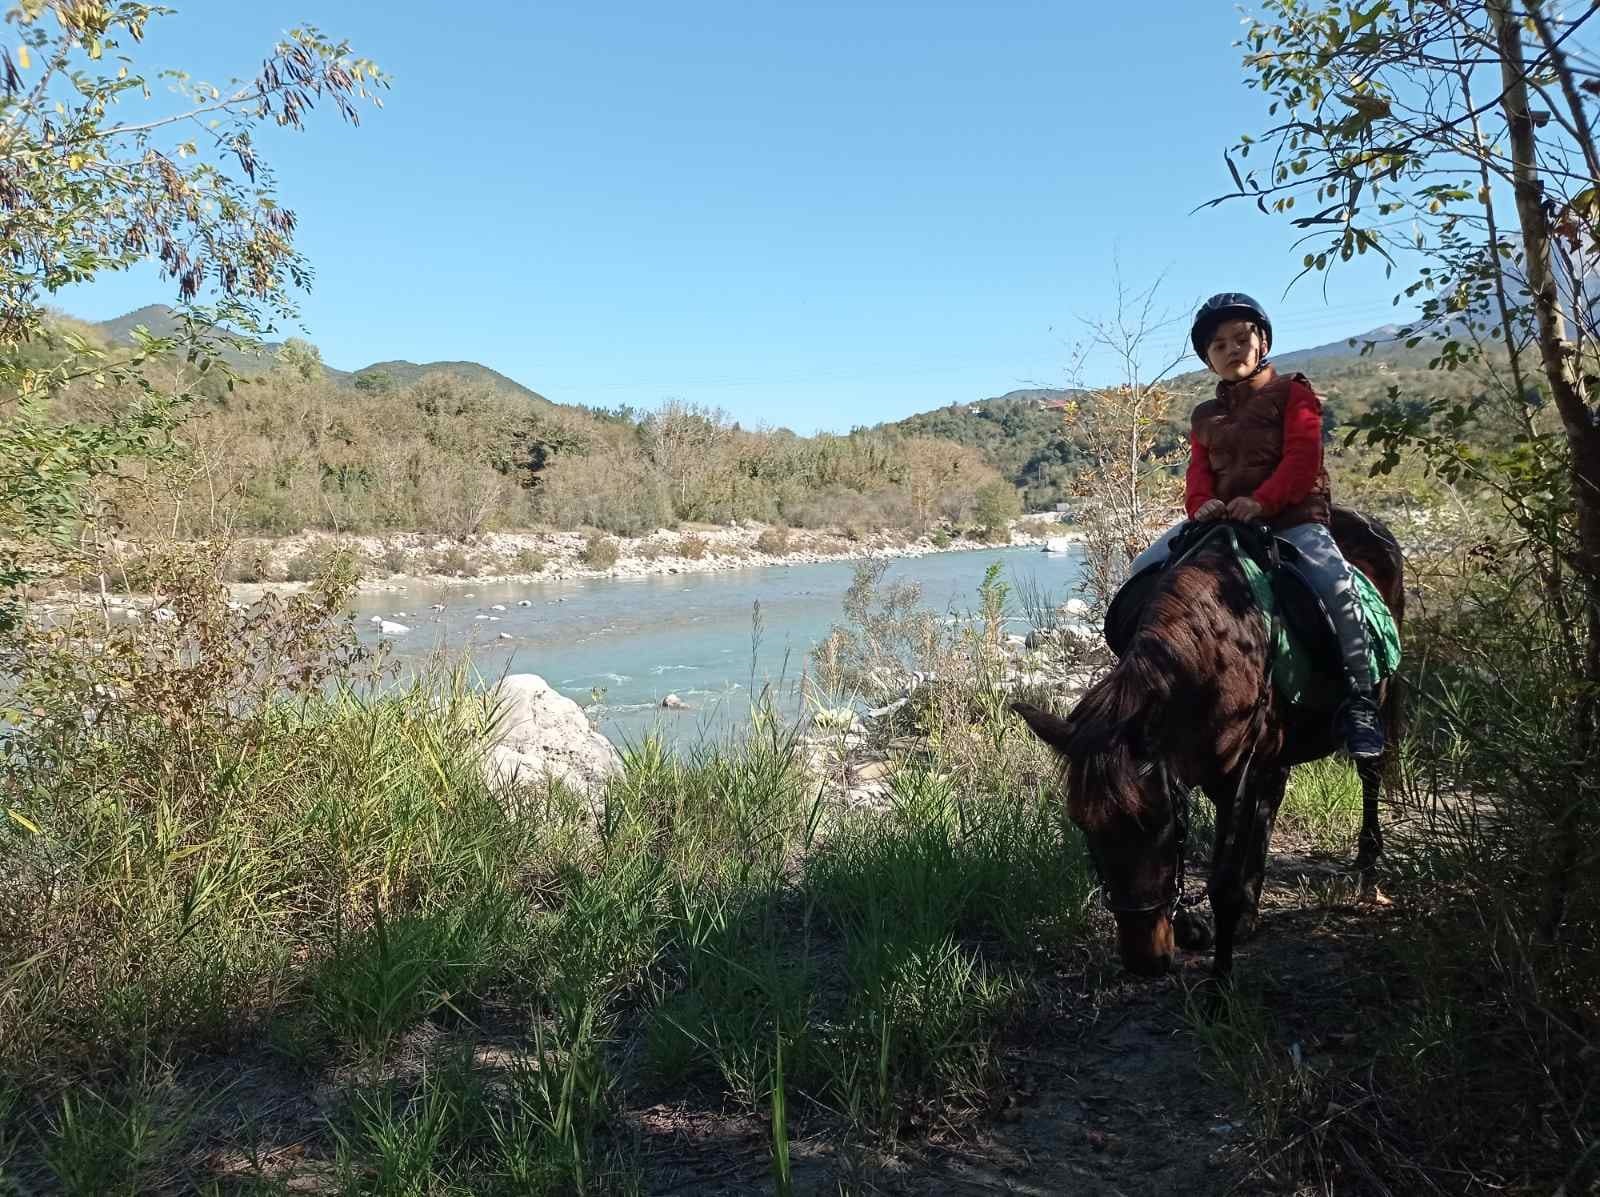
{"left": 511, "top": 547, "right": 548, "bottom": 574}
{"left": 780, "top": 484, "right": 915, "bottom": 533}
{"left": 378, "top": 540, "right": 413, "bottom": 576}
{"left": 213, "top": 546, "right": 269, "bottom": 583}
{"left": 426, "top": 546, "right": 475, "bottom": 576}
{"left": 676, "top": 535, "right": 709, "bottom": 560}
{"left": 580, "top": 535, "right": 619, "bottom": 569}
{"left": 535, "top": 449, "right": 673, "bottom": 537}
{"left": 283, "top": 541, "right": 369, "bottom": 585}
{"left": 755, "top": 526, "right": 791, "bottom": 555}
{"left": 930, "top": 527, "right": 953, "bottom": 549}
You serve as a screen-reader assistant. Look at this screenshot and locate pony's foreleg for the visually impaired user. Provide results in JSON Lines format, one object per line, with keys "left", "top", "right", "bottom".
{"left": 1208, "top": 766, "right": 1289, "bottom": 979}
{"left": 1354, "top": 756, "right": 1389, "bottom": 903}
{"left": 1174, "top": 788, "right": 1228, "bottom": 953}
{"left": 1238, "top": 768, "right": 1289, "bottom": 932}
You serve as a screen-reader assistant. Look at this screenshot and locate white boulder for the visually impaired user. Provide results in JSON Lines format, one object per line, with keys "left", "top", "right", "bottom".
{"left": 482, "top": 674, "right": 621, "bottom": 797}
{"left": 378, "top": 620, "right": 410, "bottom": 635}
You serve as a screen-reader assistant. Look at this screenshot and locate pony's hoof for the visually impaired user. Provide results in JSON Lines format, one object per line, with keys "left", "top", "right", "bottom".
{"left": 1174, "top": 909, "right": 1214, "bottom": 951}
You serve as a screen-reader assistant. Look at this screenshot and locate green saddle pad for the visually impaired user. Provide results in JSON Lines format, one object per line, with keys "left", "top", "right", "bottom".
{"left": 1222, "top": 529, "right": 1402, "bottom": 710}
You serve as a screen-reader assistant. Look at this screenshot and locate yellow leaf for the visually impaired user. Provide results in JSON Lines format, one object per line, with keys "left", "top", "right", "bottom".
{"left": 16, "top": 44, "right": 30, "bottom": 69}
{"left": 6, "top": 809, "right": 40, "bottom": 835}
{"left": 67, "top": 152, "right": 84, "bottom": 169}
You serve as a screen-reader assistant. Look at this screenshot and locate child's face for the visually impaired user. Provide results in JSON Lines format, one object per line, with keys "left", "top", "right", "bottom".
{"left": 1205, "top": 319, "right": 1265, "bottom": 381}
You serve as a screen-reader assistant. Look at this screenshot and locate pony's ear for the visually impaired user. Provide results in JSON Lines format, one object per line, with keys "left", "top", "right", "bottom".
{"left": 1011, "top": 702, "right": 1076, "bottom": 754}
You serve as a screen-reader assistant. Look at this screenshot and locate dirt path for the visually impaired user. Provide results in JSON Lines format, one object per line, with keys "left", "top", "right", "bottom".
{"left": 629, "top": 836, "right": 1394, "bottom": 1196}
{"left": 118, "top": 836, "right": 1393, "bottom": 1195}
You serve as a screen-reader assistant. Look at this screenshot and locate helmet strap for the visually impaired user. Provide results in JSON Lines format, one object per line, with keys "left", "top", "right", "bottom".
{"left": 1220, "top": 354, "right": 1272, "bottom": 401}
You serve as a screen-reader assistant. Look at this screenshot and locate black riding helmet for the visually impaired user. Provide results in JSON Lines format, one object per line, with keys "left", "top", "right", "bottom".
{"left": 1191, "top": 292, "right": 1273, "bottom": 364}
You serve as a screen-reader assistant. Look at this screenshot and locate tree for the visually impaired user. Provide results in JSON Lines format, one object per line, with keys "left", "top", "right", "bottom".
{"left": 1215, "top": 0, "right": 1599, "bottom": 933}
{"left": 276, "top": 338, "right": 327, "bottom": 383}
{"left": 1059, "top": 272, "right": 1190, "bottom": 609}
{"left": 642, "top": 401, "right": 736, "bottom": 522}
{"left": 972, "top": 479, "right": 1022, "bottom": 540}
{"left": 0, "top": 1, "right": 385, "bottom": 623}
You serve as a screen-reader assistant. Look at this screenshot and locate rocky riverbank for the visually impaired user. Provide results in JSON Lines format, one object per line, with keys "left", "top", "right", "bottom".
{"left": 216, "top": 517, "right": 1081, "bottom": 602}
{"left": 795, "top": 596, "right": 1105, "bottom": 811}
{"left": 25, "top": 517, "right": 1086, "bottom": 646}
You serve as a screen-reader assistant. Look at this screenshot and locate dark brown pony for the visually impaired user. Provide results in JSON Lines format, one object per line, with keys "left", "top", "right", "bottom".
{"left": 1015, "top": 509, "right": 1404, "bottom": 977}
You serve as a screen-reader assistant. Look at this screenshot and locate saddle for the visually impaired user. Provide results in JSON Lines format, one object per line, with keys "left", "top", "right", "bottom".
{"left": 1104, "top": 519, "right": 1397, "bottom": 711}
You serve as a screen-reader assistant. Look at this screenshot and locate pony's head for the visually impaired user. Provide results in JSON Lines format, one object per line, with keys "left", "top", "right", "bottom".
{"left": 1013, "top": 698, "right": 1186, "bottom": 976}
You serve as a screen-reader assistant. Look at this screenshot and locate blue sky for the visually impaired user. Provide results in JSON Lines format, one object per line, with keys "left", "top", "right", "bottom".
{"left": 62, "top": 1, "right": 1417, "bottom": 433}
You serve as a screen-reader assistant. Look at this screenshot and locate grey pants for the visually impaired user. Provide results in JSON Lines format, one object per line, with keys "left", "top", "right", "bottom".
{"left": 1129, "top": 520, "right": 1376, "bottom": 693}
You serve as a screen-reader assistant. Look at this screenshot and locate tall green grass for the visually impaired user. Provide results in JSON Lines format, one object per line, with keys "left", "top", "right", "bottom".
{"left": 1280, "top": 756, "right": 1362, "bottom": 856}
{"left": 1, "top": 683, "right": 1093, "bottom": 1188}
{"left": 0, "top": 560, "right": 1106, "bottom": 1189}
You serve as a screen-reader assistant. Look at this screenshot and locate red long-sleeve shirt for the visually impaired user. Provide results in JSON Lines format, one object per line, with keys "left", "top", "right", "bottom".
{"left": 1184, "top": 380, "right": 1324, "bottom": 519}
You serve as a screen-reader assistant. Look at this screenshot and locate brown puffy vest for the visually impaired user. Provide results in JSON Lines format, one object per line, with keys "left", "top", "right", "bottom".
{"left": 1189, "top": 365, "right": 1331, "bottom": 529}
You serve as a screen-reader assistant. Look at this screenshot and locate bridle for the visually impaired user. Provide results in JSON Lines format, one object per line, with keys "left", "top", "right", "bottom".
{"left": 1086, "top": 758, "right": 1193, "bottom": 920}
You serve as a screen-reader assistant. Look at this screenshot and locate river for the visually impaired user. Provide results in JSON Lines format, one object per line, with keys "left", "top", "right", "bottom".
{"left": 348, "top": 544, "right": 1088, "bottom": 748}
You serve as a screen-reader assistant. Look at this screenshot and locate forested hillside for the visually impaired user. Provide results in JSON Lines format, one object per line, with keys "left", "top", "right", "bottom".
{"left": 51, "top": 311, "right": 1015, "bottom": 541}
{"left": 50, "top": 305, "right": 1505, "bottom": 541}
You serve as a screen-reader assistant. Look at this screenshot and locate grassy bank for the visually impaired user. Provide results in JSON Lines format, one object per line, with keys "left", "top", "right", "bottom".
{"left": 0, "top": 664, "right": 1102, "bottom": 1193}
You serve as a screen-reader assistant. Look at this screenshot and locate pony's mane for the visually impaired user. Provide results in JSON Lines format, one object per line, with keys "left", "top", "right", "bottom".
{"left": 1065, "top": 544, "right": 1261, "bottom": 828}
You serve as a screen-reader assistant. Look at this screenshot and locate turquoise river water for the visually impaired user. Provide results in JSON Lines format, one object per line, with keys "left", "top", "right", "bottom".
{"left": 348, "top": 544, "right": 1088, "bottom": 748}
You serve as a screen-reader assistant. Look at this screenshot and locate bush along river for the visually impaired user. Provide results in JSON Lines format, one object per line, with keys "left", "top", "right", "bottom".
{"left": 348, "top": 544, "right": 1090, "bottom": 748}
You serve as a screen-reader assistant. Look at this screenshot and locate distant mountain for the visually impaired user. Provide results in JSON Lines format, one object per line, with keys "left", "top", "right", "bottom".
{"left": 351, "top": 360, "right": 550, "bottom": 406}
{"left": 1273, "top": 324, "right": 1409, "bottom": 370}
{"left": 889, "top": 319, "right": 1493, "bottom": 510}
{"left": 93, "top": 303, "right": 189, "bottom": 344}
{"left": 89, "top": 305, "right": 550, "bottom": 403}
{"left": 979, "top": 386, "right": 1090, "bottom": 407}
{"left": 948, "top": 324, "right": 1419, "bottom": 415}
{"left": 90, "top": 304, "right": 352, "bottom": 381}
